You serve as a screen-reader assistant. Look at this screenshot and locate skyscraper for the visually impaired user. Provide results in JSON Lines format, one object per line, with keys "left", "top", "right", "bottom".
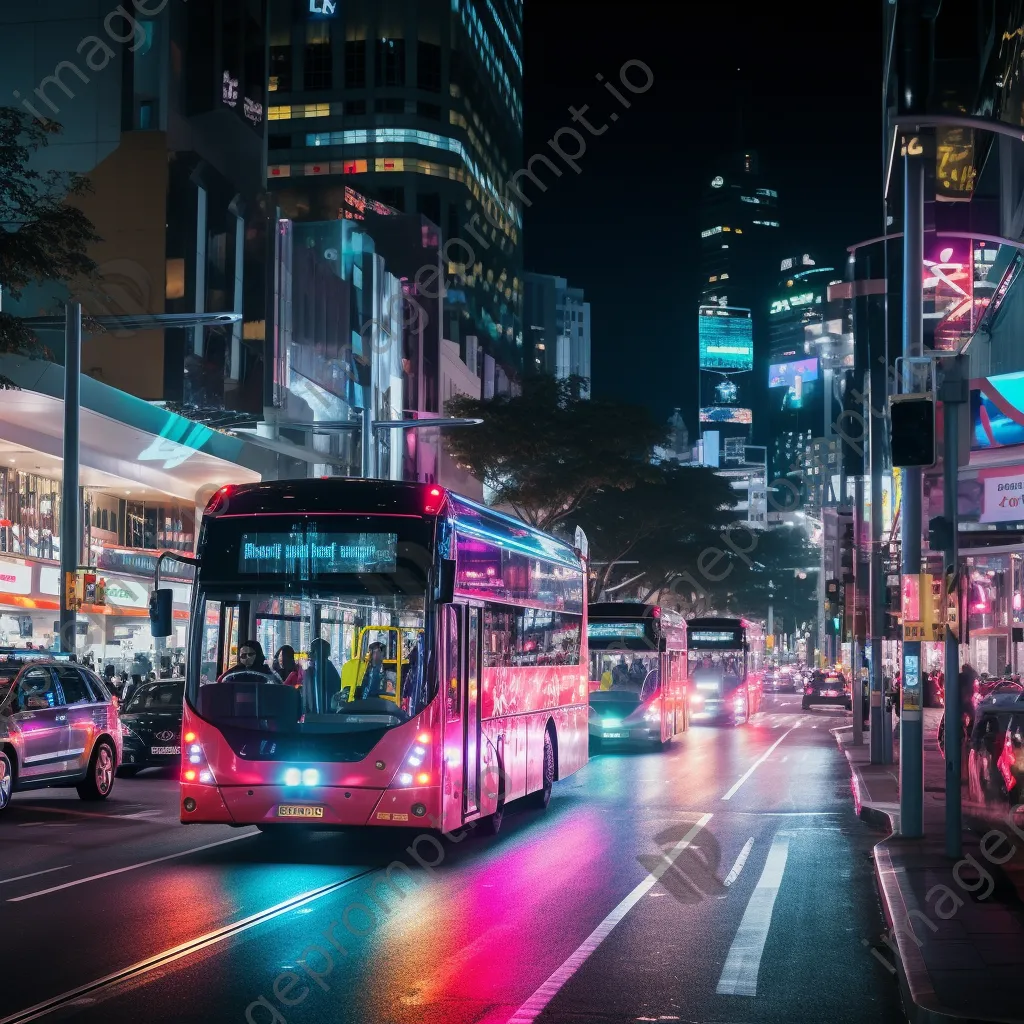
{"left": 265, "top": 0, "right": 524, "bottom": 376}
{"left": 697, "top": 150, "right": 781, "bottom": 448}
{"left": 524, "top": 273, "right": 591, "bottom": 394}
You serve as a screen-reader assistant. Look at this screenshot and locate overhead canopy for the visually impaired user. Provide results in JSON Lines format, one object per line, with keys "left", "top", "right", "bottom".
{"left": 0, "top": 355, "right": 274, "bottom": 501}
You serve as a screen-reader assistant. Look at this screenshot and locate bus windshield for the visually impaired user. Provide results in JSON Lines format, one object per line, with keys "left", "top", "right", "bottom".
{"left": 688, "top": 648, "right": 745, "bottom": 682}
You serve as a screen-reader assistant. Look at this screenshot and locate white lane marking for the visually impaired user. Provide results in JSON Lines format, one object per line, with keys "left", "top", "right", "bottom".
{"left": 8, "top": 832, "right": 256, "bottom": 902}
{"left": 0, "top": 872, "right": 377, "bottom": 1024}
{"left": 721, "top": 729, "right": 795, "bottom": 801}
{"left": 0, "top": 865, "right": 71, "bottom": 886}
{"left": 506, "top": 813, "right": 713, "bottom": 1024}
{"left": 716, "top": 836, "right": 790, "bottom": 996}
{"left": 119, "top": 809, "right": 163, "bottom": 819}
{"left": 723, "top": 838, "right": 755, "bottom": 887}
{"left": 780, "top": 755, "right": 788, "bottom": 763}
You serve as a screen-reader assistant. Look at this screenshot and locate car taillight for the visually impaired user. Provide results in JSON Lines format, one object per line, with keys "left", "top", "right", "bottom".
{"left": 423, "top": 486, "right": 446, "bottom": 515}
{"left": 805, "top": 685, "right": 813, "bottom": 695}
{"left": 998, "top": 727, "right": 1017, "bottom": 792}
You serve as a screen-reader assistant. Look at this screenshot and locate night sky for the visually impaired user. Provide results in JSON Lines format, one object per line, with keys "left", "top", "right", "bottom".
{"left": 521, "top": 1, "right": 884, "bottom": 432}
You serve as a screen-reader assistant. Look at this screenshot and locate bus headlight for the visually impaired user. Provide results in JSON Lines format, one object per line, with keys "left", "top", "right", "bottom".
{"left": 283, "top": 767, "right": 301, "bottom": 786}
{"left": 302, "top": 769, "right": 319, "bottom": 787}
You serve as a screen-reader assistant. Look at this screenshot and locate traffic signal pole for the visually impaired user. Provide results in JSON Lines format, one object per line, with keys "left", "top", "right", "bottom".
{"left": 899, "top": 145, "right": 925, "bottom": 838}
{"left": 59, "top": 302, "right": 81, "bottom": 655}
{"left": 941, "top": 357, "right": 966, "bottom": 857}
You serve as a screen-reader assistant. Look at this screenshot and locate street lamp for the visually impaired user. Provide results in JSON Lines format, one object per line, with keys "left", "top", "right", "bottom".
{"left": 22, "top": 307, "right": 242, "bottom": 654}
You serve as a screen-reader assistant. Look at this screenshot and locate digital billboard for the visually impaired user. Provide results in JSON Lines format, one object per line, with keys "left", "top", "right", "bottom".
{"left": 768, "top": 358, "right": 819, "bottom": 389}
{"left": 971, "top": 372, "right": 1024, "bottom": 451}
{"left": 698, "top": 306, "right": 753, "bottom": 370}
{"left": 700, "top": 407, "right": 752, "bottom": 424}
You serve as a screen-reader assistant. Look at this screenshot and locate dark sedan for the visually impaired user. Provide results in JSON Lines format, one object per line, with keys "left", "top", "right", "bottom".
{"left": 118, "top": 679, "right": 184, "bottom": 776}
{"left": 802, "top": 670, "right": 852, "bottom": 711}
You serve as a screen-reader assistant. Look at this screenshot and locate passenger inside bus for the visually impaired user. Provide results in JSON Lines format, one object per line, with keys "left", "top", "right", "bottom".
{"left": 611, "top": 656, "right": 630, "bottom": 688}
{"left": 219, "top": 640, "right": 278, "bottom": 681}
{"left": 599, "top": 658, "right": 614, "bottom": 690}
{"left": 307, "top": 638, "right": 342, "bottom": 706}
{"left": 333, "top": 641, "right": 398, "bottom": 709}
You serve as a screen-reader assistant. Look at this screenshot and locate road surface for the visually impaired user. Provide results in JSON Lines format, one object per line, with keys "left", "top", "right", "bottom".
{"left": 1, "top": 695, "right": 904, "bottom": 1024}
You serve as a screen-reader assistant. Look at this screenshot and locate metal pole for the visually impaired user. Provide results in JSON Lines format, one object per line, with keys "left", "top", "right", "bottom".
{"left": 59, "top": 302, "right": 81, "bottom": 655}
{"left": 942, "top": 358, "right": 965, "bottom": 857}
{"left": 853, "top": 472, "right": 865, "bottom": 745}
{"left": 900, "top": 147, "right": 925, "bottom": 838}
{"left": 360, "top": 405, "right": 374, "bottom": 479}
{"left": 767, "top": 582, "right": 774, "bottom": 638}
{"left": 868, "top": 318, "right": 891, "bottom": 763}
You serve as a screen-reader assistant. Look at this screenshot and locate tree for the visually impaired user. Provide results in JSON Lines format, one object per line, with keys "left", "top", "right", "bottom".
{"left": 714, "top": 527, "right": 819, "bottom": 625}
{"left": 0, "top": 107, "right": 99, "bottom": 356}
{"left": 445, "top": 374, "right": 667, "bottom": 530}
{"left": 574, "top": 463, "right": 739, "bottom": 600}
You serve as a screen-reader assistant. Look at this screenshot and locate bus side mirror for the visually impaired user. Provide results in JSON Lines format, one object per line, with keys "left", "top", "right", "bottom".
{"left": 436, "top": 559, "right": 456, "bottom": 604}
{"left": 149, "top": 589, "right": 173, "bottom": 637}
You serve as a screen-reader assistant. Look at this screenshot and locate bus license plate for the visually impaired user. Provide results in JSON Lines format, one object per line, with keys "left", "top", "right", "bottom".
{"left": 823, "top": 690, "right": 838, "bottom": 697}
{"left": 277, "top": 805, "right": 324, "bottom": 818}
{"left": 603, "top": 732, "right": 627, "bottom": 739}
{"left": 151, "top": 745, "right": 180, "bottom": 755}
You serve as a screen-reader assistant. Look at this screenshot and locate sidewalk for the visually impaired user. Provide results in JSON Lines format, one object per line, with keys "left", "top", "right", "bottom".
{"left": 836, "top": 710, "right": 1024, "bottom": 1024}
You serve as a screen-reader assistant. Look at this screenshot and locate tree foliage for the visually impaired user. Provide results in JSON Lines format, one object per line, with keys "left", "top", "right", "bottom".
{"left": 445, "top": 375, "right": 667, "bottom": 530}
{"left": 0, "top": 107, "right": 99, "bottom": 356}
{"left": 574, "top": 464, "right": 739, "bottom": 600}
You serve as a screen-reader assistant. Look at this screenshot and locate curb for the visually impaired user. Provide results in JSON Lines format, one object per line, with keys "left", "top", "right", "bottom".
{"left": 833, "top": 729, "right": 1024, "bottom": 1024}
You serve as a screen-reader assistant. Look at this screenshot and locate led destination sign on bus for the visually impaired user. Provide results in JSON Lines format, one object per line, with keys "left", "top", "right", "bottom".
{"left": 238, "top": 532, "right": 398, "bottom": 574}
{"left": 688, "top": 629, "right": 743, "bottom": 646}
{"left": 588, "top": 622, "right": 648, "bottom": 639}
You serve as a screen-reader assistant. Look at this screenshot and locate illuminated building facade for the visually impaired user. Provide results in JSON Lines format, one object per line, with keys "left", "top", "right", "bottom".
{"left": 265, "top": 0, "right": 524, "bottom": 376}
{"left": 765, "top": 252, "right": 852, "bottom": 506}
{"left": 698, "top": 150, "right": 782, "bottom": 442}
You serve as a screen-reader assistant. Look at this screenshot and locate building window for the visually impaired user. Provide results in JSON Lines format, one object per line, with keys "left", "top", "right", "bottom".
{"left": 268, "top": 105, "right": 291, "bottom": 119}
{"left": 344, "top": 39, "right": 366, "bottom": 88}
{"left": 376, "top": 38, "right": 406, "bottom": 87}
{"left": 417, "top": 41, "right": 442, "bottom": 92}
{"left": 375, "top": 97, "right": 404, "bottom": 114}
{"left": 375, "top": 157, "right": 405, "bottom": 172}
{"left": 416, "top": 191, "right": 441, "bottom": 225}
{"left": 417, "top": 101, "right": 441, "bottom": 120}
{"left": 269, "top": 29, "right": 291, "bottom": 93}
{"left": 268, "top": 133, "right": 290, "bottom": 150}
{"left": 305, "top": 22, "right": 332, "bottom": 91}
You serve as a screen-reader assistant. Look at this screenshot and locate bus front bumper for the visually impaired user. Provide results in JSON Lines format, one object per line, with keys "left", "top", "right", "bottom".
{"left": 180, "top": 783, "right": 441, "bottom": 827}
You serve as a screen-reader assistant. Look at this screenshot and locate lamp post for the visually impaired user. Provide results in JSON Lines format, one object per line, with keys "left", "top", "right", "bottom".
{"left": 21, "top": 310, "right": 241, "bottom": 654}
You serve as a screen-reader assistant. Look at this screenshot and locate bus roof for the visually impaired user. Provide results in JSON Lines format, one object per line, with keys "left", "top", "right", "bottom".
{"left": 685, "top": 616, "right": 747, "bottom": 631}
{"left": 203, "top": 479, "right": 582, "bottom": 571}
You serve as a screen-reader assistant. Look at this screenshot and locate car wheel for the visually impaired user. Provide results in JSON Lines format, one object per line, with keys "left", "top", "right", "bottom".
{"left": 0, "top": 751, "right": 12, "bottom": 813}
{"left": 77, "top": 740, "right": 115, "bottom": 801}
{"left": 526, "top": 729, "right": 555, "bottom": 810}
{"left": 802, "top": 701, "right": 810, "bottom": 711}
{"left": 116, "top": 765, "right": 141, "bottom": 778}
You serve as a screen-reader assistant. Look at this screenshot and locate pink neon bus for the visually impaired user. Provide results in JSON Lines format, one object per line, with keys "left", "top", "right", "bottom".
{"left": 149, "top": 480, "right": 589, "bottom": 835}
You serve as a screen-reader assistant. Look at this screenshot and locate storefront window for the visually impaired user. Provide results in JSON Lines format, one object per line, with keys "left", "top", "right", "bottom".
{"left": 967, "top": 555, "right": 1010, "bottom": 633}
{"left": 0, "top": 468, "right": 62, "bottom": 560}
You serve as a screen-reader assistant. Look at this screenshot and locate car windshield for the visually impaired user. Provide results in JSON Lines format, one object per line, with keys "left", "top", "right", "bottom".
{"left": 125, "top": 681, "right": 184, "bottom": 712}
{"left": 189, "top": 588, "right": 431, "bottom": 746}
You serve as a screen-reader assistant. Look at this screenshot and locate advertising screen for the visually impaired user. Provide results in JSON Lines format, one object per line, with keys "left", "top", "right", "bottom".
{"left": 768, "top": 358, "right": 819, "bottom": 388}
{"left": 700, "top": 407, "right": 753, "bottom": 424}
{"left": 971, "top": 372, "right": 1024, "bottom": 450}
{"left": 699, "top": 306, "right": 753, "bottom": 370}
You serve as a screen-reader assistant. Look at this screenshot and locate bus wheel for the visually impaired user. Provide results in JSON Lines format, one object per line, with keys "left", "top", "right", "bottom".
{"left": 480, "top": 790, "right": 504, "bottom": 836}
{"left": 527, "top": 729, "right": 555, "bottom": 810}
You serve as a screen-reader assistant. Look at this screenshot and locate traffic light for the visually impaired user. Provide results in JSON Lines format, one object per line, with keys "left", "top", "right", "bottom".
{"left": 928, "top": 515, "right": 953, "bottom": 552}
{"left": 149, "top": 589, "right": 172, "bottom": 638}
{"left": 889, "top": 394, "right": 935, "bottom": 467}
{"left": 838, "top": 515, "right": 854, "bottom": 581}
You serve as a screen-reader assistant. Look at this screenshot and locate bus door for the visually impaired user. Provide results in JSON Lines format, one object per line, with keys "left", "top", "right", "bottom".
{"left": 462, "top": 606, "right": 483, "bottom": 818}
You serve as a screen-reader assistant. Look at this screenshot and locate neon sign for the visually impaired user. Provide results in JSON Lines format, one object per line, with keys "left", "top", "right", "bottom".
{"left": 309, "top": 0, "right": 337, "bottom": 13}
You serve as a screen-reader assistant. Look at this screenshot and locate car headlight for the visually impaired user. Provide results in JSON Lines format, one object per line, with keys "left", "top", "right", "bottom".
{"left": 643, "top": 708, "right": 660, "bottom": 723}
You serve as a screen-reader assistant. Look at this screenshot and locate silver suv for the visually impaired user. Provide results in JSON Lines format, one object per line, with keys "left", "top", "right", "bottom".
{"left": 0, "top": 651, "right": 123, "bottom": 813}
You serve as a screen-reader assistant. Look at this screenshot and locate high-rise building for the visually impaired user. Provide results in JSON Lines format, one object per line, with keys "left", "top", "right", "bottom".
{"left": 764, "top": 253, "right": 853, "bottom": 506}
{"left": 524, "top": 273, "right": 591, "bottom": 393}
{"left": 697, "top": 150, "right": 781, "bottom": 443}
{"left": 265, "top": 0, "right": 524, "bottom": 376}
{"left": 0, "top": 0, "right": 270, "bottom": 419}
